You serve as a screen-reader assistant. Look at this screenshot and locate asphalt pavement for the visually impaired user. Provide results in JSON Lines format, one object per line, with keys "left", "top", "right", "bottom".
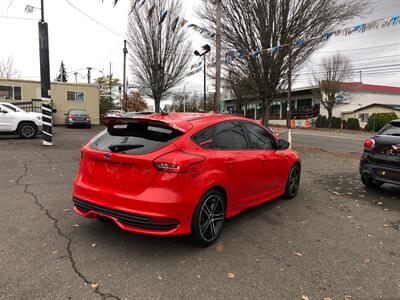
{"left": 277, "top": 128, "right": 373, "bottom": 153}
{"left": 1, "top": 127, "right": 399, "bottom": 300}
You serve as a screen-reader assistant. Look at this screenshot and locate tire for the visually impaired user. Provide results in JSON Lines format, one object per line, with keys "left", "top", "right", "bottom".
{"left": 361, "top": 175, "right": 383, "bottom": 189}
{"left": 284, "top": 164, "right": 301, "bottom": 199}
{"left": 191, "top": 189, "right": 226, "bottom": 247}
{"left": 17, "top": 122, "right": 38, "bottom": 139}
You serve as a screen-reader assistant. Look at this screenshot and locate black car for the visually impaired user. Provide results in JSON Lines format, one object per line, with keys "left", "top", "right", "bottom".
{"left": 65, "top": 109, "right": 91, "bottom": 128}
{"left": 360, "top": 119, "right": 400, "bottom": 188}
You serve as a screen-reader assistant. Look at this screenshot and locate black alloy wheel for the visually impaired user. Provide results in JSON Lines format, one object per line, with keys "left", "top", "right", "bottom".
{"left": 192, "top": 189, "right": 225, "bottom": 247}
{"left": 284, "top": 164, "right": 301, "bottom": 199}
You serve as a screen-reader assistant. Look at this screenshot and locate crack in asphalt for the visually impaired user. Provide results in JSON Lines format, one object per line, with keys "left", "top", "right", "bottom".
{"left": 16, "top": 163, "right": 120, "bottom": 300}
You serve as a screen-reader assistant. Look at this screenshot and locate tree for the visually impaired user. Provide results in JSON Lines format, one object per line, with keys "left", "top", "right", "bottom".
{"left": 198, "top": 0, "right": 366, "bottom": 125}
{"left": 313, "top": 53, "right": 353, "bottom": 128}
{"left": 225, "top": 71, "right": 255, "bottom": 114}
{"left": 0, "top": 57, "right": 20, "bottom": 78}
{"left": 95, "top": 75, "right": 121, "bottom": 115}
{"left": 126, "top": 91, "right": 148, "bottom": 112}
{"left": 55, "top": 60, "right": 68, "bottom": 82}
{"left": 127, "top": 0, "right": 191, "bottom": 113}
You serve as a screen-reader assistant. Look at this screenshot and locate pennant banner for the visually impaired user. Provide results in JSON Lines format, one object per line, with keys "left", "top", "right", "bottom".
{"left": 185, "top": 15, "right": 400, "bottom": 76}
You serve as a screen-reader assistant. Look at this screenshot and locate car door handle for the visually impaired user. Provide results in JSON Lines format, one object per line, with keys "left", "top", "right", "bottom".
{"left": 224, "top": 158, "right": 235, "bottom": 168}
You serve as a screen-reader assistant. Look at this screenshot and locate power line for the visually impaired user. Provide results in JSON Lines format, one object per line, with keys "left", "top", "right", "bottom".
{"left": 0, "top": 15, "right": 37, "bottom": 21}
{"left": 318, "top": 43, "right": 400, "bottom": 53}
{"left": 63, "top": 0, "right": 126, "bottom": 39}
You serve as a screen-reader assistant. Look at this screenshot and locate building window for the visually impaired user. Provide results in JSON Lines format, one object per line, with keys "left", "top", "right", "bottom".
{"left": 358, "top": 113, "right": 369, "bottom": 122}
{"left": 0, "top": 85, "right": 22, "bottom": 100}
{"left": 296, "top": 98, "right": 312, "bottom": 111}
{"left": 67, "top": 91, "right": 85, "bottom": 102}
{"left": 271, "top": 101, "right": 281, "bottom": 119}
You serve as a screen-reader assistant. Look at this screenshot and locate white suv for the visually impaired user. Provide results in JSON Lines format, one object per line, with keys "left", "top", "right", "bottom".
{"left": 0, "top": 102, "right": 43, "bottom": 139}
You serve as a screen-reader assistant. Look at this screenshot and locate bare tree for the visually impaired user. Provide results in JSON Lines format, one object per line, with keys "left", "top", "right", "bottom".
{"left": 127, "top": 0, "right": 191, "bottom": 113}
{"left": 0, "top": 57, "right": 20, "bottom": 79}
{"left": 313, "top": 53, "right": 353, "bottom": 128}
{"left": 198, "top": 0, "right": 366, "bottom": 125}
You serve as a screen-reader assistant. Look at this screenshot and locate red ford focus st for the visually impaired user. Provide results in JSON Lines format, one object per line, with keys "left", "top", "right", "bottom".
{"left": 73, "top": 113, "right": 301, "bottom": 246}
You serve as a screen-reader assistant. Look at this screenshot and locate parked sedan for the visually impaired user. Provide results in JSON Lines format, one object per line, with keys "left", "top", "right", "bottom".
{"left": 65, "top": 109, "right": 91, "bottom": 128}
{"left": 360, "top": 119, "right": 400, "bottom": 188}
{"left": 72, "top": 113, "right": 301, "bottom": 246}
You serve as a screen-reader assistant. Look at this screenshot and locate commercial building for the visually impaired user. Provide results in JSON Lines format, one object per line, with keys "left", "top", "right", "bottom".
{"left": 0, "top": 78, "right": 100, "bottom": 125}
{"left": 222, "top": 82, "right": 400, "bottom": 127}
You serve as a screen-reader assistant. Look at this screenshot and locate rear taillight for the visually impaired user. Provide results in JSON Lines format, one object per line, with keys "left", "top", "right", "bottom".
{"left": 364, "top": 139, "right": 375, "bottom": 151}
{"left": 153, "top": 151, "right": 205, "bottom": 173}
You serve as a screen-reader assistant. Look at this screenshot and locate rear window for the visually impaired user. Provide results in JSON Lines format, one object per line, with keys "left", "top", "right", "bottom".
{"left": 379, "top": 121, "right": 400, "bottom": 136}
{"left": 69, "top": 110, "right": 87, "bottom": 115}
{"left": 90, "top": 123, "right": 182, "bottom": 154}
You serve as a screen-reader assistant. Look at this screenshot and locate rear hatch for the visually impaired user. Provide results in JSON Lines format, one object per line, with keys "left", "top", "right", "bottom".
{"left": 80, "top": 117, "right": 186, "bottom": 194}
{"left": 370, "top": 135, "right": 400, "bottom": 168}
{"left": 369, "top": 121, "right": 400, "bottom": 169}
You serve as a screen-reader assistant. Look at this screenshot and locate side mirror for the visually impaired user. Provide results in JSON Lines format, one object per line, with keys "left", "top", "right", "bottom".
{"left": 277, "top": 139, "right": 290, "bottom": 150}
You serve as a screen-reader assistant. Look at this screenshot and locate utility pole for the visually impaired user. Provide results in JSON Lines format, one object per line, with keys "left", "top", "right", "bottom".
{"left": 286, "top": 47, "right": 293, "bottom": 148}
{"left": 38, "top": 0, "right": 52, "bottom": 146}
{"left": 214, "top": 0, "right": 222, "bottom": 113}
{"left": 74, "top": 72, "right": 78, "bottom": 83}
{"left": 87, "top": 67, "right": 92, "bottom": 84}
{"left": 123, "top": 40, "right": 128, "bottom": 111}
{"left": 359, "top": 70, "right": 362, "bottom": 83}
{"left": 203, "top": 54, "right": 207, "bottom": 112}
{"left": 109, "top": 62, "right": 113, "bottom": 108}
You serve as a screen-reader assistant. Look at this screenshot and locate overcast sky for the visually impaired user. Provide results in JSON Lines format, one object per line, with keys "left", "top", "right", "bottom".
{"left": 0, "top": 0, "right": 399, "bottom": 99}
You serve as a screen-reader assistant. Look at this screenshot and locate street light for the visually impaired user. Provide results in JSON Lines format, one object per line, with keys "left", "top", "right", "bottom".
{"left": 194, "top": 44, "right": 211, "bottom": 112}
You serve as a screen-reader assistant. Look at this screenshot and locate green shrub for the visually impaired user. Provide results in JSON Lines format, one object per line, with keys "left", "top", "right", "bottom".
{"left": 331, "top": 117, "right": 342, "bottom": 129}
{"left": 366, "top": 112, "right": 398, "bottom": 132}
{"left": 347, "top": 118, "right": 360, "bottom": 130}
{"left": 315, "top": 115, "right": 327, "bottom": 128}
{"left": 341, "top": 119, "right": 348, "bottom": 129}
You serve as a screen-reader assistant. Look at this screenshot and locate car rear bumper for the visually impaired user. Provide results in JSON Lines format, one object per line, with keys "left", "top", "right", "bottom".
{"left": 360, "top": 162, "right": 400, "bottom": 186}
{"left": 73, "top": 197, "right": 180, "bottom": 232}
{"left": 67, "top": 120, "right": 91, "bottom": 125}
{"left": 73, "top": 174, "right": 196, "bottom": 236}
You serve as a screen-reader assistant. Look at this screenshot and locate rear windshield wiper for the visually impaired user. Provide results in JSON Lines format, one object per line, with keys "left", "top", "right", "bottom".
{"left": 108, "top": 144, "right": 144, "bottom": 153}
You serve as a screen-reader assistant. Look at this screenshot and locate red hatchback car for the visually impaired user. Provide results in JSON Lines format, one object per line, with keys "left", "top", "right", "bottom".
{"left": 73, "top": 113, "right": 301, "bottom": 246}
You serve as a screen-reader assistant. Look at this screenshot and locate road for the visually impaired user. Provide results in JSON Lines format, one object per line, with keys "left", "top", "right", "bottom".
{"left": 1, "top": 127, "right": 399, "bottom": 300}
{"left": 277, "top": 128, "right": 373, "bottom": 153}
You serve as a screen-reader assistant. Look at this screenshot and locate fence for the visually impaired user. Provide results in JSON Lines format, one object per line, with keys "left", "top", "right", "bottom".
{"left": 13, "top": 99, "right": 42, "bottom": 113}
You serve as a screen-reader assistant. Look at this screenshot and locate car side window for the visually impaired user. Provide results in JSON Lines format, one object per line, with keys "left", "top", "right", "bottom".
{"left": 1, "top": 104, "right": 17, "bottom": 112}
{"left": 0, "top": 105, "right": 10, "bottom": 113}
{"left": 192, "top": 126, "right": 214, "bottom": 149}
{"left": 243, "top": 122, "right": 275, "bottom": 150}
{"left": 213, "top": 121, "right": 248, "bottom": 150}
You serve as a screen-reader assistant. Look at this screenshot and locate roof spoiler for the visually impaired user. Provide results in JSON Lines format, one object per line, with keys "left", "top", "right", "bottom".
{"left": 102, "top": 117, "right": 187, "bottom": 133}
